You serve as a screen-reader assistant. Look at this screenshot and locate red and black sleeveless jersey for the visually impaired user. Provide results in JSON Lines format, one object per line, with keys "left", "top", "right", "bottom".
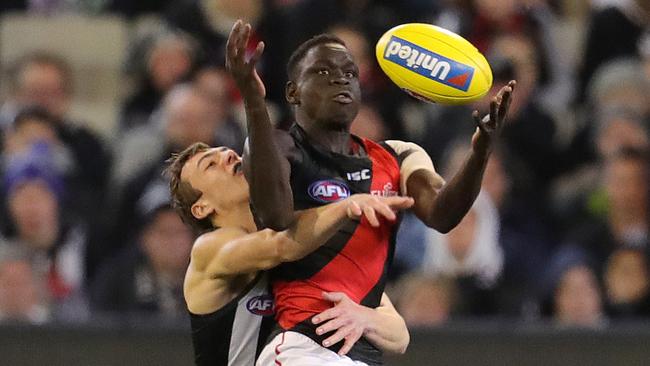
{"left": 271, "top": 124, "right": 402, "bottom": 365}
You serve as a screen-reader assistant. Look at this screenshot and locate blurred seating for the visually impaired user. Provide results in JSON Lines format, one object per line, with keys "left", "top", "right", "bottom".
{"left": 0, "top": 13, "right": 128, "bottom": 140}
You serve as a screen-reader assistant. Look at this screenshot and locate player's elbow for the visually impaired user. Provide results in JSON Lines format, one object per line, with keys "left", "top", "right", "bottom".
{"left": 395, "top": 331, "right": 410, "bottom": 354}
{"left": 266, "top": 230, "right": 301, "bottom": 263}
{"left": 391, "top": 319, "right": 410, "bottom": 354}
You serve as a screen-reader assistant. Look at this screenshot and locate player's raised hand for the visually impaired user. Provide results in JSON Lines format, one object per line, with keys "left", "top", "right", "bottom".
{"left": 225, "top": 19, "right": 266, "bottom": 97}
{"left": 346, "top": 195, "right": 414, "bottom": 227}
{"left": 312, "top": 291, "right": 371, "bottom": 356}
{"left": 471, "top": 79, "right": 516, "bottom": 155}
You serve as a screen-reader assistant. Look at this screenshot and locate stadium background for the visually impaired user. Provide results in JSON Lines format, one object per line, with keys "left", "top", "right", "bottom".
{"left": 1, "top": 0, "right": 649, "bottom": 365}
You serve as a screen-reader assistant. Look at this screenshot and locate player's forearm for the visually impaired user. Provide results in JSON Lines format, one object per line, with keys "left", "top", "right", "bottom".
{"left": 363, "top": 306, "right": 410, "bottom": 354}
{"left": 280, "top": 200, "right": 350, "bottom": 262}
{"left": 243, "top": 93, "right": 294, "bottom": 230}
{"left": 415, "top": 149, "right": 488, "bottom": 233}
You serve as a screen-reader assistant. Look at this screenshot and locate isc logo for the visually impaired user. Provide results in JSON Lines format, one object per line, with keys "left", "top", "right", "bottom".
{"left": 246, "top": 295, "right": 274, "bottom": 316}
{"left": 384, "top": 36, "right": 474, "bottom": 92}
{"left": 308, "top": 180, "right": 350, "bottom": 203}
{"left": 347, "top": 169, "right": 371, "bottom": 181}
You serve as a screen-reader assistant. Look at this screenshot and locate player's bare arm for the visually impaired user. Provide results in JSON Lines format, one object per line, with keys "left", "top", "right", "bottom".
{"left": 312, "top": 292, "right": 409, "bottom": 356}
{"left": 406, "top": 81, "right": 516, "bottom": 233}
{"left": 226, "top": 20, "right": 294, "bottom": 231}
{"left": 190, "top": 194, "right": 411, "bottom": 278}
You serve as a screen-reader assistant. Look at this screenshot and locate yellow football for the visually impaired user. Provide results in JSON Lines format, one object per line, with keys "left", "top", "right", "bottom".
{"left": 375, "top": 23, "right": 493, "bottom": 104}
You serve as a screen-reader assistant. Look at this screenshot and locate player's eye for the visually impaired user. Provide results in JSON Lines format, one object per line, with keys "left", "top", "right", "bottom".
{"left": 208, "top": 161, "right": 216, "bottom": 169}
{"left": 318, "top": 68, "right": 329, "bottom": 76}
{"left": 344, "top": 71, "right": 356, "bottom": 78}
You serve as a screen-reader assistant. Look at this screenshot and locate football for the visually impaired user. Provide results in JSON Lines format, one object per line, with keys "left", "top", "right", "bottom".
{"left": 375, "top": 23, "right": 493, "bottom": 104}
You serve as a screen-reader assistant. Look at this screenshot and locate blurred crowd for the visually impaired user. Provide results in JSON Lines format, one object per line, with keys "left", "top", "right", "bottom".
{"left": 0, "top": 0, "right": 649, "bottom": 331}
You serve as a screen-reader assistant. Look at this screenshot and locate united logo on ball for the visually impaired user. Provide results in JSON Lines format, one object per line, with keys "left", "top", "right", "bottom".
{"left": 376, "top": 23, "right": 493, "bottom": 104}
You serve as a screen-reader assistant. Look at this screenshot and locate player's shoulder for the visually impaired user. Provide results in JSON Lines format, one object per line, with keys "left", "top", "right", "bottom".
{"left": 379, "top": 140, "right": 428, "bottom": 162}
{"left": 382, "top": 140, "right": 426, "bottom": 153}
{"left": 191, "top": 227, "right": 248, "bottom": 266}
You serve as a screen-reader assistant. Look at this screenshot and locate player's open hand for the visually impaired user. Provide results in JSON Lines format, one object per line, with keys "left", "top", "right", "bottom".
{"left": 312, "top": 291, "right": 372, "bottom": 356}
{"left": 225, "top": 19, "right": 265, "bottom": 97}
{"left": 345, "top": 194, "right": 414, "bottom": 227}
{"left": 471, "top": 79, "right": 516, "bottom": 155}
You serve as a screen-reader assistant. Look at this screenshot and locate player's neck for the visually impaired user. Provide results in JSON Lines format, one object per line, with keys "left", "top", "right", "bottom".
{"left": 215, "top": 203, "right": 257, "bottom": 233}
{"left": 297, "top": 121, "right": 354, "bottom": 155}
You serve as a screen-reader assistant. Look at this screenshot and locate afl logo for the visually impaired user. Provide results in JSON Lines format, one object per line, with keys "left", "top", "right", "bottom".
{"left": 308, "top": 180, "right": 350, "bottom": 203}
{"left": 246, "top": 295, "right": 274, "bottom": 316}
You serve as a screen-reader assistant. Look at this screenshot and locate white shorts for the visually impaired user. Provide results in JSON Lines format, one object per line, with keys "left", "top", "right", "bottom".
{"left": 256, "top": 331, "right": 370, "bottom": 366}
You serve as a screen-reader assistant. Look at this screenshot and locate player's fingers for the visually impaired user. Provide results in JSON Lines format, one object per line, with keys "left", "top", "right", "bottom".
{"left": 498, "top": 86, "right": 512, "bottom": 120}
{"left": 472, "top": 110, "right": 485, "bottom": 132}
{"left": 362, "top": 205, "right": 380, "bottom": 227}
{"left": 508, "top": 79, "right": 517, "bottom": 91}
{"left": 373, "top": 201, "right": 396, "bottom": 221}
{"left": 323, "top": 325, "right": 355, "bottom": 348}
{"left": 249, "top": 41, "right": 265, "bottom": 66}
{"left": 312, "top": 307, "right": 341, "bottom": 324}
{"left": 383, "top": 196, "right": 414, "bottom": 210}
{"left": 489, "top": 100, "right": 498, "bottom": 128}
{"left": 317, "top": 318, "right": 344, "bottom": 337}
{"left": 338, "top": 330, "right": 363, "bottom": 356}
{"left": 238, "top": 23, "right": 252, "bottom": 56}
{"left": 226, "top": 20, "right": 241, "bottom": 61}
{"left": 347, "top": 201, "right": 362, "bottom": 219}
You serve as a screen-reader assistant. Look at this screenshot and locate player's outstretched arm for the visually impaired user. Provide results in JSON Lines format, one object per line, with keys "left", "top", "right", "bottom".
{"left": 226, "top": 19, "right": 294, "bottom": 231}
{"left": 312, "top": 292, "right": 409, "bottom": 355}
{"left": 191, "top": 195, "right": 414, "bottom": 277}
{"left": 405, "top": 80, "right": 516, "bottom": 233}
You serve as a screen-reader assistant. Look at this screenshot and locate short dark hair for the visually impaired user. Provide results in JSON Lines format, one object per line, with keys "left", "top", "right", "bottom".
{"left": 287, "top": 34, "right": 347, "bottom": 80}
{"left": 164, "top": 142, "right": 214, "bottom": 233}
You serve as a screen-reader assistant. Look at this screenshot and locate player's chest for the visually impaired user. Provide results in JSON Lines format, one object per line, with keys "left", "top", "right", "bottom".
{"left": 290, "top": 150, "right": 400, "bottom": 209}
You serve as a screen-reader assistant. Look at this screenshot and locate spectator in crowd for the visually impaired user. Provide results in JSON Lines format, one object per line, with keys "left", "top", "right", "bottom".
{"left": 417, "top": 191, "right": 503, "bottom": 317}
{"left": 604, "top": 247, "right": 650, "bottom": 318}
{"left": 0, "top": 107, "right": 74, "bottom": 233}
{"left": 563, "top": 147, "right": 648, "bottom": 274}
{"left": 587, "top": 58, "right": 650, "bottom": 127}
{"left": 120, "top": 30, "right": 198, "bottom": 132}
{"left": 554, "top": 262, "right": 606, "bottom": 327}
{"left": 105, "top": 82, "right": 244, "bottom": 263}
{"left": 576, "top": 0, "right": 650, "bottom": 105}
{"left": 164, "top": 0, "right": 264, "bottom": 65}
{"left": 113, "top": 82, "right": 244, "bottom": 187}
{"left": 91, "top": 183, "right": 192, "bottom": 320}
{"left": 0, "top": 53, "right": 111, "bottom": 226}
{"left": 552, "top": 60, "right": 650, "bottom": 232}
{"left": 1, "top": 147, "right": 89, "bottom": 322}
{"left": 0, "top": 250, "right": 50, "bottom": 324}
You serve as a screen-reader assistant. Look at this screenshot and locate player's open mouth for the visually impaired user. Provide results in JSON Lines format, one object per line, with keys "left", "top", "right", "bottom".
{"left": 333, "top": 91, "right": 353, "bottom": 104}
{"left": 233, "top": 162, "right": 243, "bottom": 175}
